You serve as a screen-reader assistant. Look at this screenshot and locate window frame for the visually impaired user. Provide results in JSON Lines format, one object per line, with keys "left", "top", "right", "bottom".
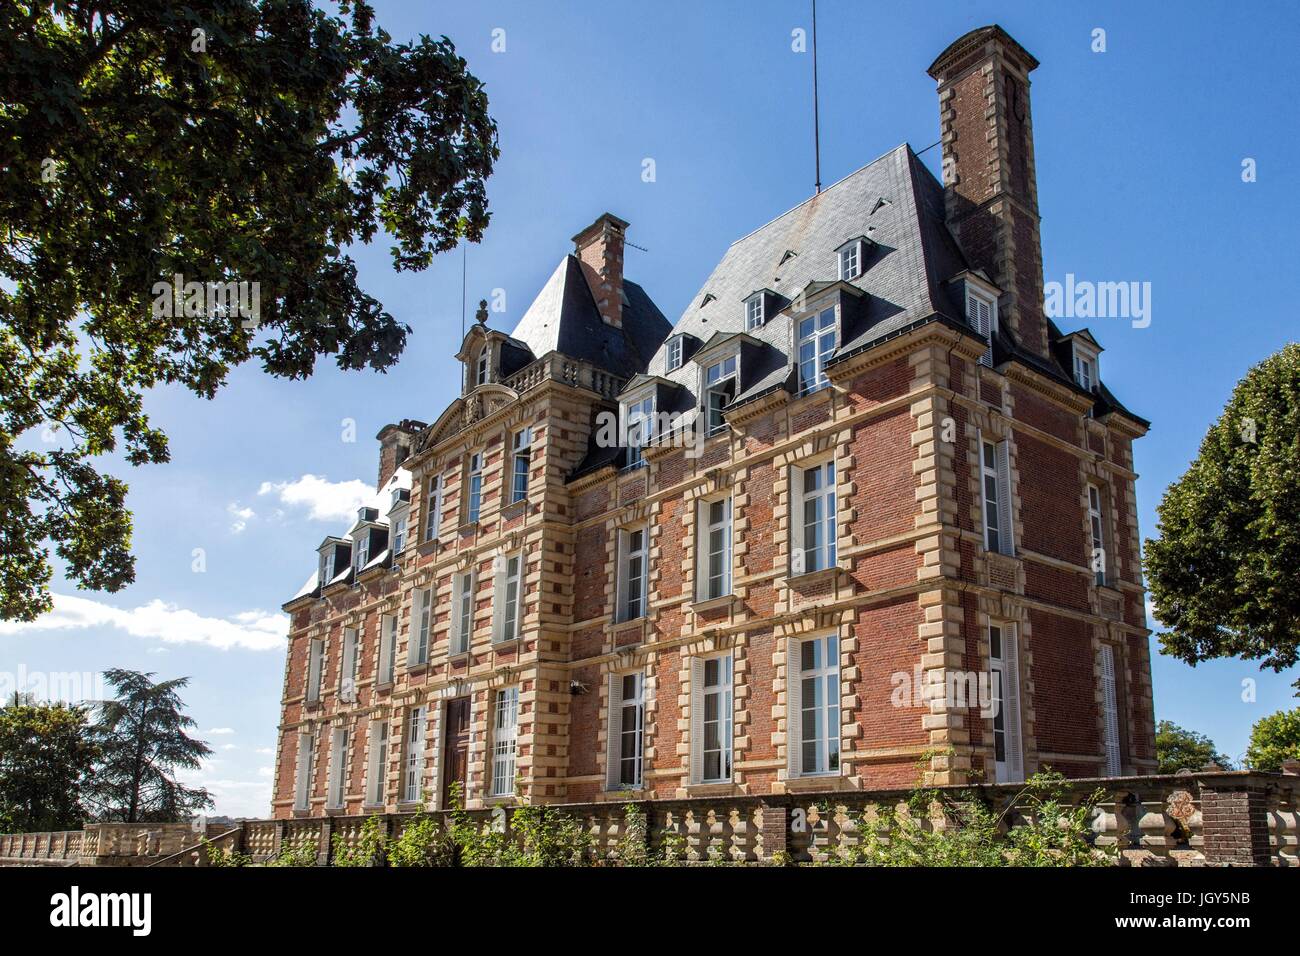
{"left": 606, "top": 672, "right": 645, "bottom": 790}
{"left": 450, "top": 570, "right": 475, "bottom": 656}
{"left": 365, "top": 718, "right": 389, "bottom": 806}
{"left": 353, "top": 532, "right": 370, "bottom": 574}
{"left": 1099, "top": 643, "right": 1122, "bottom": 776}
{"left": 294, "top": 729, "right": 315, "bottom": 811}
{"left": 1088, "top": 482, "right": 1107, "bottom": 586}
{"left": 623, "top": 393, "right": 655, "bottom": 469}
{"left": 1073, "top": 345, "right": 1098, "bottom": 392}
{"left": 744, "top": 293, "right": 765, "bottom": 331}
{"left": 491, "top": 686, "right": 520, "bottom": 797}
{"left": 988, "top": 622, "right": 1023, "bottom": 783}
{"left": 475, "top": 345, "right": 490, "bottom": 386}
{"left": 327, "top": 726, "right": 349, "bottom": 809}
{"left": 666, "top": 334, "right": 684, "bottom": 371}
{"left": 378, "top": 613, "right": 398, "bottom": 685}
{"left": 510, "top": 427, "right": 532, "bottom": 504}
{"left": 306, "top": 638, "right": 324, "bottom": 704}
{"left": 424, "top": 473, "right": 443, "bottom": 543}
{"left": 965, "top": 288, "right": 998, "bottom": 367}
{"left": 339, "top": 627, "right": 359, "bottom": 702}
{"left": 466, "top": 452, "right": 484, "bottom": 524}
{"left": 836, "top": 239, "right": 863, "bottom": 281}
{"left": 792, "top": 460, "right": 836, "bottom": 574}
{"left": 796, "top": 305, "right": 837, "bottom": 396}
{"left": 789, "top": 635, "right": 840, "bottom": 777}
{"left": 617, "top": 526, "right": 649, "bottom": 622}
{"left": 493, "top": 553, "right": 524, "bottom": 644}
{"left": 692, "top": 653, "right": 734, "bottom": 785}
{"left": 409, "top": 588, "right": 432, "bottom": 667}
{"left": 695, "top": 496, "right": 734, "bottom": 602}
{"left": 980, "top": 436, "right": 1014, "bottom": 556}
{"left": 402, "top": 705, "right": 426, "bottom": 804}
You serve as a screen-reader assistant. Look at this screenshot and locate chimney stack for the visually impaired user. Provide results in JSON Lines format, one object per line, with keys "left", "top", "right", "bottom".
{"left": 572, "top": 213, "right": 629, "bottom": 329}
{"left": 929, "top": 26, "right": 1048, "bottom": 358}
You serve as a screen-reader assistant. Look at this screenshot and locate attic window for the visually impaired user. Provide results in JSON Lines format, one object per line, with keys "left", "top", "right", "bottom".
{"left": 1073, "top": 345, "right": 1098, "bottom": 393}
{"left": 666, "top": 335, "right": 683, "bottom": 371}
{"left": 475, "top": 345, "right": 490, "bottom": 386}
{"left": 837, "top": 239, "right": 866, "bottom": 281}
{"left": 744, "top": 294, "right": 765, "bottom": 331}
{"left": 704, "top": 355, "right": 738, "bottom": 436}
{"left": 965, "top": 289, "right": 997, "bottom": 367}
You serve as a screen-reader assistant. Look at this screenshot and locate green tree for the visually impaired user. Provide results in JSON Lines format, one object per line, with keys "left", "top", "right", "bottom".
{"left": 84, "top": 669, "right": 213, "bottom": 822}
{"left": 1145, "top": 344, "right": 1300, "bottom": 692}
{"left": 1244, "top": 707, "right": 1300, "bottom": 772}
{"left": 0, "top": 696, "right": 96, "bottom": 831}
{"left": 1154, "top": 719, "right": 1232, "bottom": 774}
{"left": 0, "top": 0, "right": 498, "bottom": 620}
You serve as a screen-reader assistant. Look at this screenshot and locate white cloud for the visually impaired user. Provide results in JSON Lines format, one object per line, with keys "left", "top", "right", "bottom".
{"left": 0, "top": 593, "right": 287, "bottom": 651}
{"left": 227, "top": 502, "right": 255, "bottom": 534}
{"left": 257, "top": 474, "right": 382, "bottom": 523}
{"left": 254, "top": 747, "right": 274, "bottom": 756}
{"left": 257, "top": 766, "right": 273, "bottom": 778}
{"left": 1145, "top": 598, "right": 1163, "bottom": 629}
{"left": 208, "top": 727, "right": 236, "bottom": 736}
{"left": 221, "top": 744, "right": 238, "bottom": 751}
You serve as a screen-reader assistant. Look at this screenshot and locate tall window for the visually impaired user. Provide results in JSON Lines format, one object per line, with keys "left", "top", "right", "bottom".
{"left": 697, "top": 497, "right": 733, "bottom": 601}
{"left": 354, "top": 532, "right": 370, "bottom": 573}
{"left": 966, "top": 291, "right": 996, "bottom": 367}
{"left": 618, "top": 528, "right": 648, "bottom": 622}
{"left": 837, "top": 241, "right": 860, "bottom": 280}
{"left": 451, "top": 572, "right": 474, "bottom": 655}
{"left": 466, "top": 453, "right": 484, "bottom": 523}
{"left": 692, "top": 655, "right": 733, "bottom": 784}
{"left": 1088, "top": 483, "right": 1107, "bottom": 586}
{"left": 981, "top": 438, "right": 1013, "bottom": 555}
{"left": 705, "top": 355, "right": 737, "bottom": 436}
{"left": 306, "top": 639, "right": 324, "bottom": 703}
{"left": 294, "top": 730, "right": 314, "bottom": 810}
{"left": 607, "top": 673, "right": 645, "bottom": 789}
{"left": 319, "top": 549, "right": 334, "bottom": 588}
{"left": 988, "top": 623, "right": 1023, "bottom": 783}
{"left": 378, "top": 614, "right": 397, "bottom": 685}
{"left": 511, "top": 427, "right": 532, "bottom": 503}
{"left": 1099, "top": 644, "right": 1122, "bottom": 776}
{"left": 1073, "top": 349, "right": 1096, "bottom": 392}
{"left": 410, "top": 588, "right": 431, "bottom": 666}
{"left": 794, "top": 461, "right": 836, "bottom": 574}
{"left": 745, "top": 294, "right": 764, "bottom": 330}
{"left": 475, "top": 346, "right": 489, "bottom": 386}
{"left": 790, "top": 636, "right": 839, "bottom": 776}
{"left": 424, "top": 474, "right": 443, "bottom": 542}
{"left": 366, "top": 719, "right": 388, "bottom": 805}
{"left": 666, "top": 335, "right": 683, "bottom": 371}
{"left": 339, "top": 627, "right": 359, "bottom": 703}
{"left": 491, "top": 687, "right": 520, "bottom": 797}
{"left": 797, "top": 307, "right": 836, "bottom": 394}
{"left": 494, "top": 554, "right": 523, "bottom": 643}
{"left": 327, "top": 727, "right": 348, "bottom": 808}
{"left": 625, "top": 396, "right": 654, "bottom": 469}
{"left": 403, "top": 706, "right": 426, "bottom": 803}
{"left": 392, "top": 513, "right": 408, "bottom": 554}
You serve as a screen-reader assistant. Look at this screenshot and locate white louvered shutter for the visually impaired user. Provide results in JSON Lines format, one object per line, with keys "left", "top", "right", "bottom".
{"left": 786, "top": 638, "right": 803, "bottom": 778}
{"left": 606, "top": 673, "right": 623, "bottom": 790}
{"left": 689, "top": 657, "right": 705, "bottom": 785}
{"left": 995, "top": 440, "right": 1014, "bottom": 555}
{"left": 1004, "top": 630, "right": 1023, "bottom": 781}
{"left": 972, "top": 297, "right": 993, "bottom": 367}
{"left": 1100, "top": 645, "right": 1121, "bottom": 776}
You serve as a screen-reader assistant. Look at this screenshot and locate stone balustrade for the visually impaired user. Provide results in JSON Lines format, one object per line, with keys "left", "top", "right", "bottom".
{"left": 2, "top": 771, "right": 1296, "bottom": 867}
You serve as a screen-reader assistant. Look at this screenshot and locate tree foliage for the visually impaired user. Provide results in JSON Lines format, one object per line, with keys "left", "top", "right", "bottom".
{"left": 1154, "top": 719, "right": 1232, "bottom": 774}
{"left": 0, "top": 696, "right": 96, "bottom": 831}
{"left": 83, "top": 668, "right": 213, "bottom": 822}
{"left": 0, "top": 0, "right": 498, "bottom": 620}
{"left": 1145, "top": 344, "right": 1300, "bottom": 691}
{"left": 1245, "top": 707, "right": 1300, "bottom": 772}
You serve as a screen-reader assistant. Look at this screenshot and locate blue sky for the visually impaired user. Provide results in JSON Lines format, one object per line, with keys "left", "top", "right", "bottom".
{"left": 3, "top": 0, "right": 1297, "bottom": 815}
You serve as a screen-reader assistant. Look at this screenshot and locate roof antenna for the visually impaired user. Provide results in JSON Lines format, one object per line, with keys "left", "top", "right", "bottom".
{"left": 460, "top": 240, "right": 467, "bottom": 340}
{"left": 812, "top": 0, "right": 822, "bottom": 194}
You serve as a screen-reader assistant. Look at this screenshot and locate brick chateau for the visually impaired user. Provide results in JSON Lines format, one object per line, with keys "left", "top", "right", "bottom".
{"left": 271, "top": 26, "right": 1155, "bottom": 819}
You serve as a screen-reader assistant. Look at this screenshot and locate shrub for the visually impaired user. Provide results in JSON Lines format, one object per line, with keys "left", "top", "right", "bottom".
{"left": 332, "top": 815, "right": 388, "bottom": 867}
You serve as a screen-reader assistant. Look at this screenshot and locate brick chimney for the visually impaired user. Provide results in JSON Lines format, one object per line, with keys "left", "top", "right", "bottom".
{"left": 929, "top": 26, "right": 1049, "bottom": 358}
{"left": 572, "top": 213, "right": 629, "bottom": 329}
{"left": 375, "top": 419, "right": 426, "bottom": 491}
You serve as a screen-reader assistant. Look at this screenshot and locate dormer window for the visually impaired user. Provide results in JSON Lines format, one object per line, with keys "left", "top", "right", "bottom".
{"left": 1072, "top": 345, "right": 1098, "bottom": 392}
{"left": 623, "top": 395, "right": 655, "bottom": 469}
{"left": 965, "top": 289, "right": 998, "bottom": 367}
{"left": 745, "top": 294, "right": 765, "bottom": 331}
{"left": 704, "top": 355, "right": 738, "bottom": 436}
{"left": 666, "top": 335, "right": 683, "bottom": 371}
{"left": 354, "top": 533, "right": 370, "bottom": 573}
{"left": 319, "top": 551, "right": 334, "bottom": 588}
{"left": 797, "top": 306, "right": 837, "bottom": 396}
{"left": 475, "top": 346, "right": 490, "bottom": 386}
{"left": 837, "top": 239, "right": 866, "bottom": 281}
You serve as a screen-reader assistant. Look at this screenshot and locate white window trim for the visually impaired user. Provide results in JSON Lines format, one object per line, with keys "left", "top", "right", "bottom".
{"left": 616, "top": 526, "right": 649, "bottom": 622}
{"left": 294, "top": 729, "right": 315, "bottom": 811}
{"left": 378, "top": 613, "right": 398, "bottom": 685}
{"left": 989, "top": 622, "right": 1023, "bottom": 783}
{"left": 319, "top": 548, "right": 335, "bottom": 588}
{"left": 491, "top": 686, "right": 520, "bottom": 797}
{"left": 701, "top": 350, "right": 739, "bottom": 437}
{"left": 306, "top": 638, "right": 324, "bottom": 704}
{"left": 791, "top": 460, "right": 836, "bottom": 575}
{"left": 493, "top": 553, "right": 524, "bottom": 644}
{"left": 606, "top": 672, "right": 645, "bottom": 790}
{"left": 353, "top": 532, "right": 370, "bottom": 574}
{"left": 796, "top": 304, "right": 837, "bottom": 395}
{"left": 339, "top": 627, "right": 359, "bottom": 703}
{"left": 475, "top": 344, "right": 490, "bottom": 386}
{"left": 424, "top": 473, "right": 444, "bottom": 543}
{"left": 450, "top": 570, "right": 475, "bottom": 656}
{"left": 1088, "top": 482, "right": 1107, "bottom": 586}
{"left": 966, "top": 288, "right": 998, "bottom": 367}
{"left": 1099, "top": 643, "right": 1122, "bottom": 776}
{"left": 403, "top": 706, "right": 426, "bottom": 804}
{"left": 744, "top": 293, "right": 765, "bottom": 330}
{"left": 466, "top": 453, "right": 484, "bottom": 524}
{"left": 390, "top": 510, "right": 409, "bottom": 554}
{"left": 979, "top": 434, "right": 1014, "bottom": 556}
{"left": 787, "top": 635, "right": 840, "bottom": 778}
{"left": 622, "top": 392, "right": 655, "bottom": 469}
{"left": 836, "top": 238, "right": 865, "bottom": 281}
{"left": 327, "top": 727, "right": 349, "bottom": 809}
{"left": 365, "top": 718, "right": 389, "bottom": 806}
{"left": 666, "top": 334, "right": 684, "bottom": 371}
{"left": 695, "top": 496, "right": 733, "bottom": 602}
{"left": 690, "top": 653, "right": 734, "bottom": 785}
{"left": 511, "top": 427, "right": 532, "bottom": 504}
{"left": 409, "top": 588, "right": 432, "bottom": 666}
{"left": 1073, "top": 344, "right": 1099, "bottom": 393}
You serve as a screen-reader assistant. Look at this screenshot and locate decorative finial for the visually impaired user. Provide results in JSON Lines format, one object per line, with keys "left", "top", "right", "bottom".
{"left": 475, "top": 299, "right": 488, "bottom": 326}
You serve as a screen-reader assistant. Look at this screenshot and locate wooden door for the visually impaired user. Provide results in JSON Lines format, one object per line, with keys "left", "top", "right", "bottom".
{"left": 442, "top": 697, "right": 471, "bottom": 807}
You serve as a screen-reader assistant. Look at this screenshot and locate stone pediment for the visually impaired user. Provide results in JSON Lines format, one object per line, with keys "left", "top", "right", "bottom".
{"left": 414, "top": 383, "right": 518, "bottom": 455}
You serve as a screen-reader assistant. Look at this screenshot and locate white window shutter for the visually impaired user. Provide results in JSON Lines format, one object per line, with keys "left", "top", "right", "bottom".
{"left": 689, "top": 657, "right": 705, "bottom": 785}
{"left": 1004, "top": 630, "right": 1023, "bottom": 782}
{"left": 786, "top": 638, "right": 802, "bottom": 778}
{"left": 995, "top": 440, "right": 1014, "bottom": 555}
{"left": 1100, "top": 645, "right": 1121, "bottom": 776}
{"left": 606, "top": 673, "right": 623, "bottom": 790}
{"left": 615, "top": 532, "right": 628, "bottom": 620}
